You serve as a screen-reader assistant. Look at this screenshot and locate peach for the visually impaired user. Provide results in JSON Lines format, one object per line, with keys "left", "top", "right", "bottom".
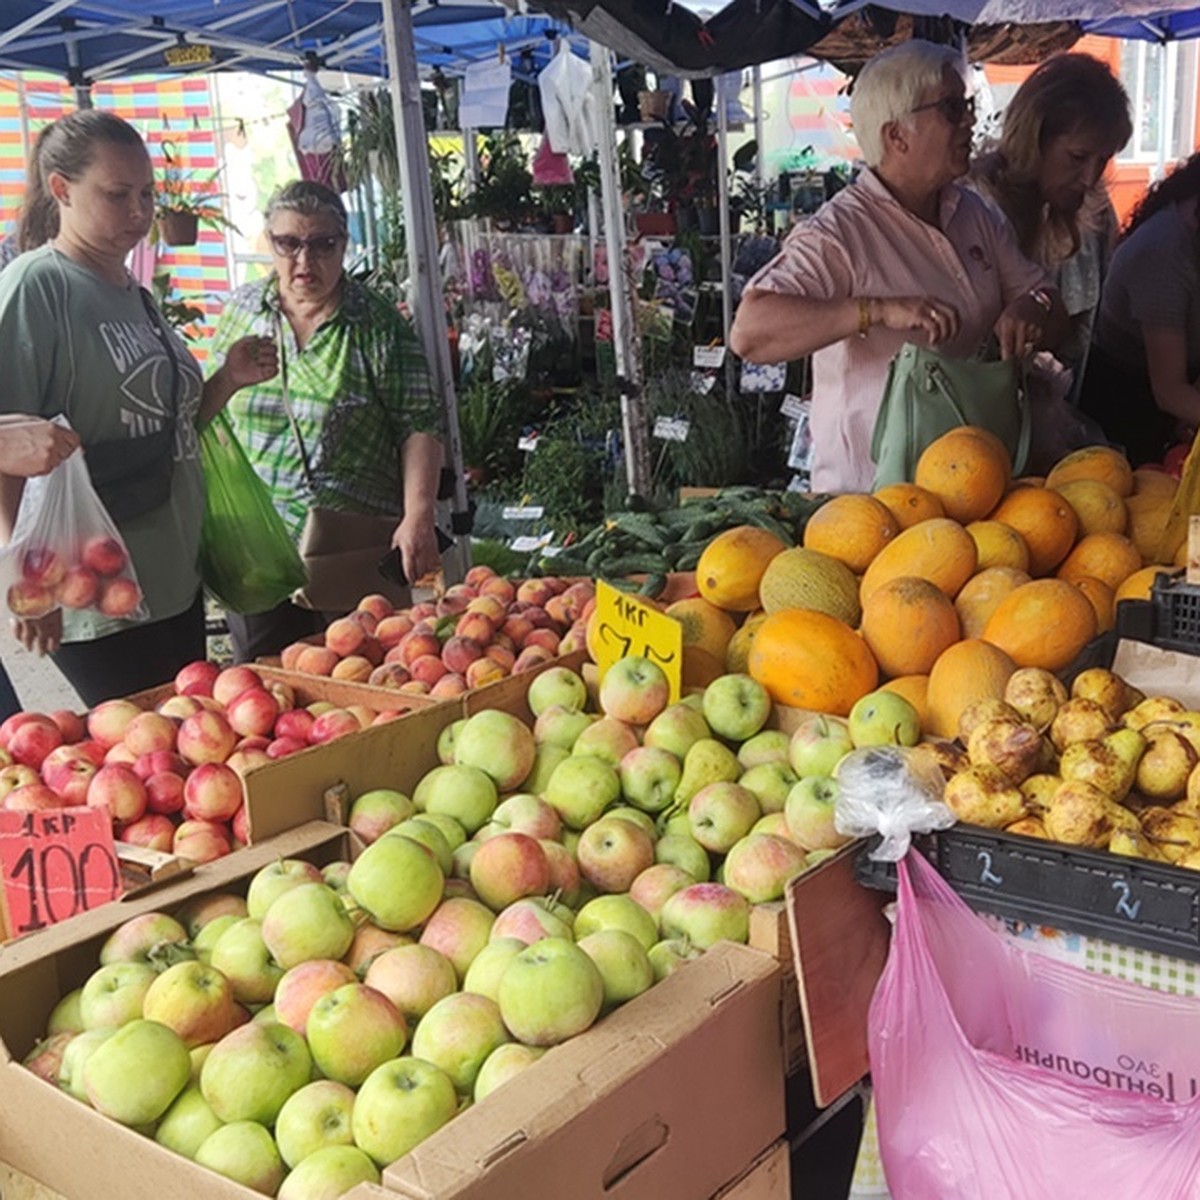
{"left": 184, "top": 762, "right": 244, "bottom": 821}
{"left": 175, "top": 661, "right": 220, "bottom": 697}
{"left": 359, "top": 637, "right": 384, "bottom": 666}
{"left": 104, "top": 743, "right": 138, "bottom": 765}
{"left": 266, "top": 737, "right": 306, "bottom": 760}
{"left": 120, "top": 814, "right": 175, "bottom": 852}
{"left": 87, "top": 764, "right": 147, "bottom": 824}
{"left": 280, "top": 642, "right": 308, "bottom": 672}
{"left": 274, "top": 709, "right": 315, "bottom": 743}
{"left": 543, "top": 576, "right": 568, "bottom": 595}
{"left": 514, "top": 645, "right": 554, "bottom": 673}
{"left": 398, "top": 630, "right": 441, "bottom": 668}
{"left": 346, "top": 705, "right": 376, "bottom": 730}
{"left": 157, "top": 695, "right": 203, "bottom": 721}
{"left": 213, "top": 666, "right": 261, "bottom": 707}
{"left": 560, "top": 582, "right": 594, "bottom": 621}
{"left": 516, "top": 579, "right": 555, "bottom": 607}
{"left": 87, "top": 699, "right": 142, "bottom": 749}
{"left": 49, "top": 710, "right": 86, "bottom": 745}
{"left": 349, "top": 609, "right": 379, "bottom": 636}
{"left": 436, "top": 593, "right": 470, "bottom": 617}
{"left": 441, "top": 636, "right": 483, "bottom": 675}
{"left": 97, "top": 578, "right": 143, "bottom": 618}
{"left": 464, "top": 565, "right": 497, "bottom": 589}
{"left": 410, "top": 654, "right": 449, "bottom": 686}
{"left": 375, "top": 614, "right": 414, "bottom": 650}
{"left": 226, "top": 748, "right": 271, "bottom": 777}
{"left": 8, "top": 716, "right": 62, "bottom": 769}
{"left": 492, "top": 632, "right": 516, "bottom": 654}
{"left": 59, "top": 565, "right": 99, "bottom": 610}
{"left": 295, "top": 645, "right": 340, "bottom": 676}
{"left": 466, "top": 594, "right": 506, "bottom": 624}
{"left": 501, "top": 615, "right": 534, "bottom": 646}
{"left": 82, "top": 535, "right": 127, "bottom": 577}
{"left": 559, "top": 623, "right": 588, "bottom": 655}
{"left": 145, "top": 771, "right": 186, "bottom": 815}
{"left": 480, "top": 576, "right": 516, "bottom": 604}
{"left": 383, "top": 645, "right": 407, "bottom": 666}
{"left": 544, "top": 596, "right": 569, "bottom": 626}
{"left": 455, "top": 612, "right": 496, "bottom": 644}
{"left": 324, "top": 617, "right": 366, "bottom": 658}
{"left": 483, "top": 644, "right": 516, "bottom": 673}
{"left": 410, "top": 601, "right": 437, "bottom": 622}
{"left": 523, "top": 605, "right": 554, "bottom": 630}
{"left": 309, "top": 709, "right": 360, "bottom": 744}
{"left": 465, "top": 658, "right": 506, "bottom": 689}
{"left": 173, "top": 819, "right": 231, "bottom": 863}
{"left": 331, "top": 656, "right": 374, "bottom": 683}
{"left": 357, "top": 594, "right": 395, "bottom": 623}
{"left": 525, "top": 628, "right": 561, "bottom": 655}
{"left": 368, "top": 664, "right": 411, "bottom": 689}
{"left": 7, "top": 579, "right": 56, "bottom": 617}
{"left": 177, "top": 710, "right": 238, "bottom": 766}
{"left": 123, "top": 712, "right": 177, "bottom": 757}
{"left": 430, "top": 673, "right": 467, "bottom": 699}
{"left": 398, "top": 680, "right": 432, "bottom": 696}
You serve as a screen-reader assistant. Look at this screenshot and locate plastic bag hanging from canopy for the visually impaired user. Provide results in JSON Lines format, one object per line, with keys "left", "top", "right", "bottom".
{"left": 297, "top": 71, "right": 341, "bottom": 155}
{"left": 538, "top": 40, "right": 595, "bottom": 157}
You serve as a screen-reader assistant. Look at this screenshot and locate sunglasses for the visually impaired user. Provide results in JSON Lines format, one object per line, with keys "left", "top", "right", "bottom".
{"left": 268, "top": 232, "right": 345, "bottom": 258}
{"left": 911, "top": 94, "right": 976, "bottom": 126}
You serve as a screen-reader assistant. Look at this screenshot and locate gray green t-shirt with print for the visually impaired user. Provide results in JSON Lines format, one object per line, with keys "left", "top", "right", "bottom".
{"left": 0, "top": 245, "right": 205, "bottom": 642}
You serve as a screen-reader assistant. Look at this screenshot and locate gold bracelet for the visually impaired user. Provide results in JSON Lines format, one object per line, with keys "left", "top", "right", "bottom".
{"left": 857, "top": 297, "right": 871, "bottom": 338}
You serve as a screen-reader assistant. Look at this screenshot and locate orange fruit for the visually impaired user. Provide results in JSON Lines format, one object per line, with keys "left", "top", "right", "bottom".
{"left": 1044, "top": 445, "right": 1134, "bottom": 498}
{"left": 802, "top": 493, "right": 900, "bottom": 574}
{"left": 1124, "top": 491, "right": 1175, "bottom": 564}
{"left": 747, "top": 609, "right": 878, "bottom": 716}
{"left": 1052, "top": 478, "right": 1128, "bottom": 536}
{"left": 860, "top": 576, "right": 961, "bottom": 678}
{"left": 697, "top": 525, "right": 787, "bottom": 612}
{"left": 1114, "top": 565, "right": 1170, "bottom": 603}
{"left": 926, "top": 640, "right": 1018, "bottom": 740}
{"left": 859, "top": 518, "right": 978, "bottom": 604}
{"left": 982, "top": 579, "right": 1098, "bottom": 671}
{"left": 872, "top": 482, "right": 945, "bottom": 530}
{"left": 1072, "top": 576, "right": 1116, "bottom": 634}
{"left": 1131, "top": 467, "right": 1177, "bottom": 499}
{"left": 1056, "top": 532, "right": 1143, "bottom": 591}
{"left": 966, "top": 520, "right": 1030, "bottom": 572}
{"left": 954, "top": 566, "right": 1031, "bottom": 639}
{"left": 988, "top": 487, "right": 1079, "bottom": 576}
{"left": 914, "top": 428, "right": 1010, "bottom": 524}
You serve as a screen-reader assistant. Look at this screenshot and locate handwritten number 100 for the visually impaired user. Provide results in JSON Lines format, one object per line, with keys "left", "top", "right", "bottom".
{"left": 10, "top": 842, "right": 120, "bottom": 933}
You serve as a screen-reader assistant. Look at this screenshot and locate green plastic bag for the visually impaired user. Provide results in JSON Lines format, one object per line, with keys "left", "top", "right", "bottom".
{"left": 198, "top": 412, "right": 305, "bottom": 614}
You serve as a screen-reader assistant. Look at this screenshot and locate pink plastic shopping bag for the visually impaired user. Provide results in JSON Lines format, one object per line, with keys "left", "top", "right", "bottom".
{"left": 869, "top": 851, "right": 1200, "bottom": 1199}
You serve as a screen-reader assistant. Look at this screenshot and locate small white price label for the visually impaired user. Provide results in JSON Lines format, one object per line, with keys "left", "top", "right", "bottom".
{"left": 511, "top": 535, "right": 550, "bottom": 552}
{"left": 653, "top": 416, "right": 691, "bottom": 442}
{"left": 780, "top": 393, "right": 806, "bottom": 419}
{"left": 503, "top": 505, "right": 546, "bottom": 520}
{"left": 542, "top": 545, "right": 564, "bottom": 558}
{"left": 517, "top": 435, "right": 540, "bottom": 452}
{"left": 693, "top": 344, "right": 727, "bottom": 368}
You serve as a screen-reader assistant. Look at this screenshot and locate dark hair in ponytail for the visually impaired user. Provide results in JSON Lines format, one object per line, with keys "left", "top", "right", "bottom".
{"left": 1123, "top": 151, "right": 1200, "bottom": 241}
{"left": 18, "top": 110, "right": 146, "bottom": 251}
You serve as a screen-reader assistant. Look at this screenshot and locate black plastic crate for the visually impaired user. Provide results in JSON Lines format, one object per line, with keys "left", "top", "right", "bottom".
{"left": 856, "top": 827, "right": 1200, "bottom": 962}
{"left": 1152, "top": 570, "right": 1200, "bottom": 656}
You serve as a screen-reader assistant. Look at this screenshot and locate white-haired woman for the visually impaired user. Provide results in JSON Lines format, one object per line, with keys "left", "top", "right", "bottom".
{"left": 730, "top": 39, "right": 1069, "bottom": 494}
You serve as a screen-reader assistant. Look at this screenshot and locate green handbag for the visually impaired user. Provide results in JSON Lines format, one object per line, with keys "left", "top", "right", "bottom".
{"left": 870, "top": 342, "right": 1031, "bottom": 488}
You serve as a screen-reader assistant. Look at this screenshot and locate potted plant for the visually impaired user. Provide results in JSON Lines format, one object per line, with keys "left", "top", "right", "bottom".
{"left": 462, "top": 133, "right": 535, "bottom": 231}
{"left": 155, "top": 140, "right": 236, "bottom": 247}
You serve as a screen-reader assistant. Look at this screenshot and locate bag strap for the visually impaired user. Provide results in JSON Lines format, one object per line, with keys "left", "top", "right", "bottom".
{"left": 137, "top": 288, "right": 182, "bottom": 430}
{"left": 273, "top": 312, "right": 317, "bottom": 492}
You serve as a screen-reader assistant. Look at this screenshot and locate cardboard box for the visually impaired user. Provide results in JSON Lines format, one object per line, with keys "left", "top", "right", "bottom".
{"left": 748, "top": 902, "right": 807, "bottom": 1077}
{"left": 0, "top": 823, "right": 783, "bottom": 1200}
{"left": 714, "top": 1140, "right": 790, "bottom": 1200}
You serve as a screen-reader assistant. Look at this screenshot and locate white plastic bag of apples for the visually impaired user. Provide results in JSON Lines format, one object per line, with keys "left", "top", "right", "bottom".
{"left": 0, "top": 421, "right": 146, "bottom": 623}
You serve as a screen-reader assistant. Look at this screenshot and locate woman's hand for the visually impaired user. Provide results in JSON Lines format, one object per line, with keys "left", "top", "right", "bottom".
{"left": 391, "top": 512, "right": 442, "bottom": 586}
{"left": 13, "top": 610, "right": 62, "bottom": 656}
{"left": 0, "top": 418, "right": 80, "bottom": 477}
{"left": 994, "top": 295, "right": 1047, "bottom": 361}
{"left": 223, "top": 336, "right": 279, "bottom": 389}
{"left": 873, "top": 296, "right": 961, "bottom": 346}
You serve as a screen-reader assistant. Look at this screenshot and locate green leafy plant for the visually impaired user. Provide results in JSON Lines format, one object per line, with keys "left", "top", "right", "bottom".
{"left": 150, "top": 267, "right": 206, "bottom": 340}
{"left": 154, "top": 140, "right": 236, "bottom": 233}
{"left": 462, "top": 133, "right": 534, "bottom": 229}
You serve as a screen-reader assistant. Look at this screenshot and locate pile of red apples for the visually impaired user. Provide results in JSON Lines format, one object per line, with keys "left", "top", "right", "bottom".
{"left": 0, "top": 663, "right": 407, "bottom": 863}
{"left": 279, "top": 567, "right": 594, "bottom": 699}
{"left": 7, "top": 536, "right": 143, "bottom": 620}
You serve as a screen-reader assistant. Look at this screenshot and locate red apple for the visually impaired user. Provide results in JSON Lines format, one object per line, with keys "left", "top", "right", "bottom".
{"left": 58, "top": 565, "right": 99, "bottom": 610}
{"left": 183, "top": 762, "right": 243, "bottom": 822}
{"left": 173, "top": 819, "right": 231, "bottom": 863}
{"left": 4, "top": 783, "right": 67, "bottom": 812}
{"left": 144, "top": 771, "right": 186, "bottom": 815}
{"left": 97, "top": 577, "right": 142, "bottom": 617}
{"left": 7, "top": 579, "right": 56, "bottom": 617}
{"left": 122, "top": 712, "right": 178, "bottom": 757}
{"left": 8, "top": 715, "right": 62, "bottom": 769}
{"left": 132, "top": 750, "right": 187, "bottom": 781}
{"left": 0, "top": 712, "right": 36, "bottom": 749}
{"left": 175, "top": 661, "right": 220, "bottom": 697}
{"left": 177, "top": 711, "right": 237, "bottom": 766}
{"left": 49, "top": 709, "right": 86, "bottom": 744}
{"left": 86, "top": 764, "right": 147, "bottom": 824}
{"left": 309, "top": 710, "right": 360, "bottom": 744}
{"left": 226, "top": 688, "right": 280, "bottom": 739}
{"left": 266, "top": 737, "right": 306, "bottom": 760}
{"left": 21, "top": 546, "right": 66, "bottom": 587}
{"left": 42, "top": 757, "right": 97, "bottom": 805}
{"left": 274, "top": 709, "right": 315, "bottom": 743}
{"left": 82, "top": 536, "right": 127, "bottom": 577}
{"left": 213, "top": 666, "right": 260, "bottom": 708}
{"left": 87, "top": 699, "right": 142, "bottom": 749}
{"left": 120, "top": 813, "right": 176, "bottom": 852}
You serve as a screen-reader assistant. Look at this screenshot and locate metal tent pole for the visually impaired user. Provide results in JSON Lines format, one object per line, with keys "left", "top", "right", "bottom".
{"left": 381, "top": 0, "right": 471, "bottom": 583}
{"left": 716, "top": 88, "right": 734, "bottom": 388}
{"left": 589, "top": 39, "right": 651, "bottom": 499}
{"left": 752, "top": 65, "right": 765, "bottom": 190}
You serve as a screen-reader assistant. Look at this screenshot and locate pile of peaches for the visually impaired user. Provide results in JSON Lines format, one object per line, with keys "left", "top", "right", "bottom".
{"left": 279, "top": 568, "right": 595, "bottom": 700}
{"left": 0, "top": 663, "right": 408, "bottom": 863}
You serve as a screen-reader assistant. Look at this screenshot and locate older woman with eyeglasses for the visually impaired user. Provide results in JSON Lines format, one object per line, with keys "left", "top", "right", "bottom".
{"left": 209, "top": 180, "right": 445, "bottom": 662}
{"left": 731, "top": 39, "right": 1069, "bottom": 494}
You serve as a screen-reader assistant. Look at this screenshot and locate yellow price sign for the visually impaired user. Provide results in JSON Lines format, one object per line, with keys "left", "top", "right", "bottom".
{"left": 593, "top": 580, "right": 683, "bottom": 702}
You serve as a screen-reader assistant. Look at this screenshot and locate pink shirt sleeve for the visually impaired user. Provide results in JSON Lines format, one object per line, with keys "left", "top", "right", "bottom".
{"left": 747, "top": 213, "right": 856, "bottom": 301}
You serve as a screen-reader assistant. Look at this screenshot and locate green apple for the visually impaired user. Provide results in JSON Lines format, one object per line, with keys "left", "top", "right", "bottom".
{"left": 574, "top": 894, "right": 658, "bottom": 951}
{"left": 659, "top": 883, "right": 750, "bottom": 949}
{"left": 84, "top": 1018, "right": 190, "bottom": 1125}
{"left": 277, "top": 1145, "right": 380, "bottom": 1199}
{"left": 545, "top": 755, "right": 621, "bottom": 830}
{"left": 604, "top": 805, "right": 657, "bottom": 839}
{"left": 261, "top": 882, "right": 355, "bottom": 970}
{"left": 723, "top": 833, "right": 810, "bottom": 903}
{"left": 412, "top": 764, "right": 498, "bottom": 835}
{"left": 365, "top": 944, "right": 458, "bottom": 1023}
{"left": 142, "top": 959, "right": 237, "bottom": 1048}
{"left": 174, "top": 892, "right": 247, "bottom": 940}
{"left": 416, "top": 811, "right": 467, "bottom": 852}
{"left": 46, "top": 987, "right": 85, "bottom": 1035}
{"left": 348, "top": 833, "right": 444, "bottom": 932}
{"left": 306, "top": 982, "right": 408, "bottom": 1086}
{"left": 388, "top": 817, "right": 454, "bottom": 874}
{"left": 322, "top": 861, "right": 352, "bottom": 892}
{"left": 418, "top": 896, "right": 496, "bottom": 982}
{"left": 647, "top": 937, "right": 704, "bottom": 981}
{"left": 200, "top": 1021, "right": 312, "bottom": 1125}
{"left": 79, "top": 961, "right": 156, "bottom": 1029}
{"left": 274, "top": 1079, "right": 357, "bottom": 1169}
{"left": 571, "top": 717, "right": 639, "bottom": 767}
{"left": 533, "top": 706, "right": 596, "bottom": 752}
{"left": 527, "top": 665, "right": 588, "bottom": 716}
{"left": 577, "top": 815, "right": 655, "bottom": 893}
{"left": 58, "top": 1026, "right": 116, "bottom": 1101}
{"left": 523, "top": 743, "right": 571, "bottom": 795}
{"left": 847, "top": 690, "right": 921, "bottom": 748}
{"left": 599, "top": 655, "right": 671, "bottom": 725}
{"left": 469, "top": 831, "right": 550, "bottom": 910}
{"left": 195, "top": 1120, "right": 284, "bottom": 1195}
{"left": 497, "top": 938, "right": 604, "bottom": 1045}
{"left": 192, "top": 913, "right": 239, "bottom": 965}
{"left": 736, "top": 730, "right": 791, "bottom": 770}
{"left": 246, "top": 859, "right": 324, "bottom": 920}
{"left": 98, "top": 911, "right": 189, "bottom": 966}
{"left": 462, "top": 937, "right": 525, "bottom": 1003}
{"left": 352, "top": 1057, "right": 459, "bottom": 1168}
{"left": 687, "top": 782, "right": 761, "bottom": 853}
{"left": 577, "top": 929, "right": 654, "bottom": 1012}
{"left": 490, "top": 897, "right": 573, "bottom": 944}
{"left": 737, "top": 761, "right": 798, "bottom": 814}
{"left": 155, "top": 1085, "right": 223, "bottom": 1160}
{"left": 629, "top": 863, "right": 694, "bottom": 922}
{"left": 644, "top": 703, "right": 710, "bottom": 761}
{"left": 436, "top": 718, "right": 468, "bottom": 765}
{"left": 454, "top": 709, "right": 537, "bottom": 791}
{"left": 784, "top": 776, "right": 850, "bottom": 851}
{"left": 653, "top": 833, "right": 712, "bottom": 882}
{"left": 348, "top": 788, "right": 414, "bottom": 844}
{"left": 411, "top": 992, "right": 510, "bottom": 1095}
{"left": 787, "top": 715, "right": 854, "bottom": 779}
{"left": 473, "top": 1043, "right": 546, "bottom": 1102}
{"left": 483, "top": 793, "right": 562, "bottom": 841}
{"left": 618, "top": 746, "right": 682, "bottom": 813}
{"left": 701, "top": 673, "right": 772, "bottom": 742}
{"left": 209, "top": 918, "right": 283, "bottom": 1005}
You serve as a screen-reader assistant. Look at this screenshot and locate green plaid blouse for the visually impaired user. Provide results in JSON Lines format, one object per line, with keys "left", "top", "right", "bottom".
{"left": 211, "top": 275, "right": 442, "bottom": 541}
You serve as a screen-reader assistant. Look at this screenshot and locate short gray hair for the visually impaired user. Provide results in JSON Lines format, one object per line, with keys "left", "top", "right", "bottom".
{"left": 850, "top": 40, "right": 965, "bottom": 168}
{"left": 265, "top": 179, "right": 348, "bottom": 232}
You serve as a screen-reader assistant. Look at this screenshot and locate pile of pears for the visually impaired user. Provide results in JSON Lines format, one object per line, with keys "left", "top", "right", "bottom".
{"left": 938, "top": 666, "right": 1200, "bottom": 866}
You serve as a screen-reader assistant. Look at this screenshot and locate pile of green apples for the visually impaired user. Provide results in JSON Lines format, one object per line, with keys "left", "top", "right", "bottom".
{"left": 20, "top": 660, "right": 900, "bottom": 1199}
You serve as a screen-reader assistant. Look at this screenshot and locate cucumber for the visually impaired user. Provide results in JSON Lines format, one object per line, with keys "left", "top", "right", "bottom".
{"left": 637, "top": 573, "right": 668, "bottom": 599}
{"left": 602, "top": 553, "right": 672, "bottom": 576}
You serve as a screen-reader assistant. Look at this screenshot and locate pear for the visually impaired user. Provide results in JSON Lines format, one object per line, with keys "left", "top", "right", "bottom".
{"left": 1122, "top": 695, "right": 1186, "bottom": 732}
{"left": 1004, "top": 668, "right": 1068, "bottom": 732}
{"left": 1019, "top": 773, "right": 1062, "bottom": 815}
{"left": 1071, "top": 668, "right": 1132, "bottom": 723}
{"left": 1049, "top": 698, "right": 1111, "bottom": 753}
{"left": 1144, "top": 714, "right": 1200, "bottom": 758}
{"left": 908, "top": 740, "right": 969, "bottom": 782}
{"left": 1059, "top": 740, "right": 1137, "bottom": 801}
{"left": 1035, "top": 735, "right": 1059, "bottom": 774}
{"left": 1126, "top": 685, "right": 1147, "bottom": 708}
{"left": 1104, "top": 800, "right": 1140, "bottom": 836}
{"left": 1109, "top": 829, "right": 1165, "bottom": 861}
{"left": 1139, "top": 806, "right": 1200, "bottom": 862}
{"left": 1044, "top": 780, "right": 1114, "bottom": 848}
{"left": 1178, "top": 761, "right": 1200, "bottom": 816}
{"left": 674, "top": 738, "right": 740, "bottom": 805}
{"left": 966, "top": 718, "right": 1043, "bottom": 784}
{"left": 1176, "top": 846, "right": 1200, "bottom": 871}
{"left": 956, "top": 699, "right": 1021, "bottom": 746}
{"left": 1005, "top": 816, "right": 1049, "bottom": 840}
{"left": 943, "top": 765, "right": 1025, "bottom": 829}
{"left": 1135, "top": 729, "right": 1197, "bottom": 802}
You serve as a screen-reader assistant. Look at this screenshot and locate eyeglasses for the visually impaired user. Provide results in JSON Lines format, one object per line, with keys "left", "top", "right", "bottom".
{"left": 268, "top": 232, "right": 345, "bottom": 259}
{"left": 911, "top": 94, "right": 975, "bottom": 126}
